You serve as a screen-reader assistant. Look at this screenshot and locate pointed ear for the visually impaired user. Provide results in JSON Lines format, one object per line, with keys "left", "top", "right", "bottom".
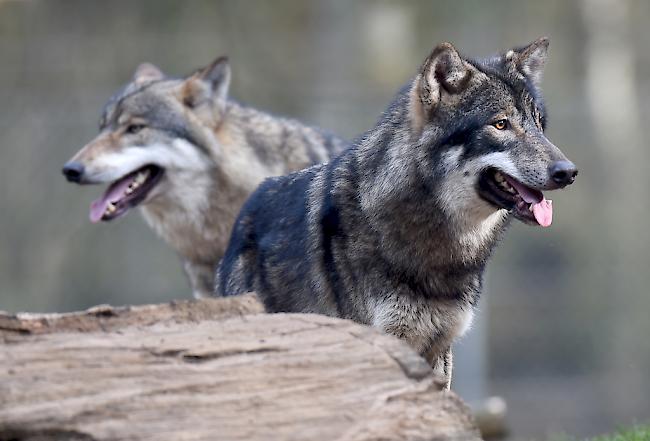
{"left": 182, "top": 56, "right": 231, "bottom": 109}
{"left": 197, "top": 56, "right": 231, "bottom": 101}
{"left": 133, "top": 62, "right": 164, "bottom": 85}
{"left": 509, "top": 37, "right": 549, "bottom": 87}
{"left": 184, "top": 57, "right": 230, "bottom": 107}
{"left": 410, "top": 42, "right": 471, "bottom": 132}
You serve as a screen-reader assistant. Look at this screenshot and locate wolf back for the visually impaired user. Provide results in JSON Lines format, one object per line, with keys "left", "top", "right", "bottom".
{"left": 216, "top": 38, "right": 578, "bottom": 387}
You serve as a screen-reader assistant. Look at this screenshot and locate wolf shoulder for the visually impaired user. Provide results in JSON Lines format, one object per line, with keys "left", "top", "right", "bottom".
{"left": 215, "top": 163, "right": 327, "bottom": 298}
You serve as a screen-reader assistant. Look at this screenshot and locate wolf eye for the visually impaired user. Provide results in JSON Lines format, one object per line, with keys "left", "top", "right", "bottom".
{"left": 493, "top": 119, "right": 508, "bottom": 130}
{"left": 126, "top": 124, "right": 145, "bottom": 134}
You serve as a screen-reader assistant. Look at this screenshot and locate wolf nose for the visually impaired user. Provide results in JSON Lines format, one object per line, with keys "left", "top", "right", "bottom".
{"left": 62, "top": 162, "right": 85, "bottom": 183}
{"left": 549, "top": 160, "right": 578, "bottom": 187}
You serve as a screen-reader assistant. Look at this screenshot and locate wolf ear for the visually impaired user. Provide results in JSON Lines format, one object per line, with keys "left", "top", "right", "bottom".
{"left": 133, "top": 63, "right": 164, "bottom": 85}
{"left": 183, "top": 56, "right": 231, "bottom": 110}
{"left": 196, "top": 56, "right": 231, "bottom": 102}
{"left": 410, "top": 42, "right": 471, "bottom": 132}
{"left": 509, "top": 37, "right": 549, "bottom": 87}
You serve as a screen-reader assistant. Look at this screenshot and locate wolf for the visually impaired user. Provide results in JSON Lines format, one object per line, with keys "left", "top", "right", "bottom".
{"left": 62, "top": 56, "right": 347, "bottom": 299}
{"left": 216, "top": 38, "right": 578, "bottom": 388}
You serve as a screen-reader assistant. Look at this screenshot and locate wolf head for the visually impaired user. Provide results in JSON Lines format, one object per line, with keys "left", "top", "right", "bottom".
{"left": 62, "top": 57, "right": 232, "bottom": 223}
{"left": 409, "top": 37, "right": 577, "bottom": 228}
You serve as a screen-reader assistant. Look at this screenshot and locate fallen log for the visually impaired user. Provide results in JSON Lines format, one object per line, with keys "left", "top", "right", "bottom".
{"left": 0, "top": 294, "right": 481, "bottom": 441}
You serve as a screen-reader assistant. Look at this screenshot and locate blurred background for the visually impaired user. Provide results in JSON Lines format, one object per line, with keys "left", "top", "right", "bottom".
{"left": 1, "top": 0, "right": 648, "bottom": 439}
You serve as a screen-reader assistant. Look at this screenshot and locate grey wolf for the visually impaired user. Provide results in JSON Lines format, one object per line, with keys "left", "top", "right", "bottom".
{"left": 216, "top": 38, "right": 578, "bottom": 388}
{"left": 62, "top": 57, "right": 346, "bottom": 298}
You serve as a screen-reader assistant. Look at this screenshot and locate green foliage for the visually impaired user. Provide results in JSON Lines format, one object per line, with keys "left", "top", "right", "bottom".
{"left": 591, "top": 425, "right": 650, "bottom": 441}
{"left": 550, "top": 425, "right": 650, "bottom": 441}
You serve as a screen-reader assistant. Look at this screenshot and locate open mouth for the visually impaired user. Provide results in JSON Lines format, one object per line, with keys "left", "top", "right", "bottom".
{"left": 477, "top": 168, "right": 553, "bottom": 227}
{"left": 89, "top": 165, "right": 164, "bottom": 223}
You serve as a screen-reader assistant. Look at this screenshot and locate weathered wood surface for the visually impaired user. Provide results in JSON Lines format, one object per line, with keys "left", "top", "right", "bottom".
{"left": 0, "top": 295, "right": 481, "bottom": 441}
{"left": 0, "top": 294, "right": 264, "bottom": 336}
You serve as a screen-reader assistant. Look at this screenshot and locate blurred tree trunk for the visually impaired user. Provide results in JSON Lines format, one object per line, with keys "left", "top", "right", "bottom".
{"left": 580, "top": 0, "right": 648, "bottom": 403}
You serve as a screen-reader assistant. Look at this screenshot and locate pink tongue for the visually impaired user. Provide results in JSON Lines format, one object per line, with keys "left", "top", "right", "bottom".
{"left": 532, "top": 199, "right": 553, "bottom": 227}
{"left": 89, "top": 176, "right": 134, "bottom": 223}
{"left": 504, "top": 176, "right": 553, "bottom": 227}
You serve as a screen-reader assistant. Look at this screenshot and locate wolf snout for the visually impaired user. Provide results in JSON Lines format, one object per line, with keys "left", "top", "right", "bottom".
{"left": 549, "top": 160, "right": 578, "bottom": 188}
{"left": 62, "top": 161, "right": 85, "bottom": 183}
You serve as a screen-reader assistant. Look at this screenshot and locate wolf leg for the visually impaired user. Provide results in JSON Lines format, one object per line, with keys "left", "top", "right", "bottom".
{"left": 442, "top": 348, "right": 453, "bottom": 390}
{"left": 424, "top": 346, "right": 453, "bottom": 390}
{"left": 183, "top": 261, "right": 215, "bottom": 299}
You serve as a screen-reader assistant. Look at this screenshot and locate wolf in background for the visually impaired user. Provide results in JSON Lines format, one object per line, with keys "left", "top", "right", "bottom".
{"left": 217, "top": 38, "right": 577, "bottom": 388}
{"left": 63, "top": 57, "right": 346, "bottom": 298}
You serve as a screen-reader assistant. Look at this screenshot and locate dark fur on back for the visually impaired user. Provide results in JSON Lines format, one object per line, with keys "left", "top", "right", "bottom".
{"left": 216, "top": 39, "right": 576, "bottom": 387}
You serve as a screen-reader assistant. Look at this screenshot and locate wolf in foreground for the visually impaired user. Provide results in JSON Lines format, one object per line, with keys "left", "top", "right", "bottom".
{"left": 62, "top": 57, "right": 346, "bottom": 298}
{"left": 216, "top": 38, "right": 578, "bottom": 388}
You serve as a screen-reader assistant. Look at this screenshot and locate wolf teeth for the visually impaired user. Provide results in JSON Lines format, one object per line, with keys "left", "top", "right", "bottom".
{"left": 126, "top": 181, "right": 139, "bottom": 194}
{"left": 105, "top": 202, "right": 116, "bottom": 215}
{"left": 126, "top": 174, "right": 147, "bottom": 195}
{"left": 135, "top": 171, "right": 148, "bottom": 185}
{"left": 494, "top": 173, "right": 516, "bottom": 194}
